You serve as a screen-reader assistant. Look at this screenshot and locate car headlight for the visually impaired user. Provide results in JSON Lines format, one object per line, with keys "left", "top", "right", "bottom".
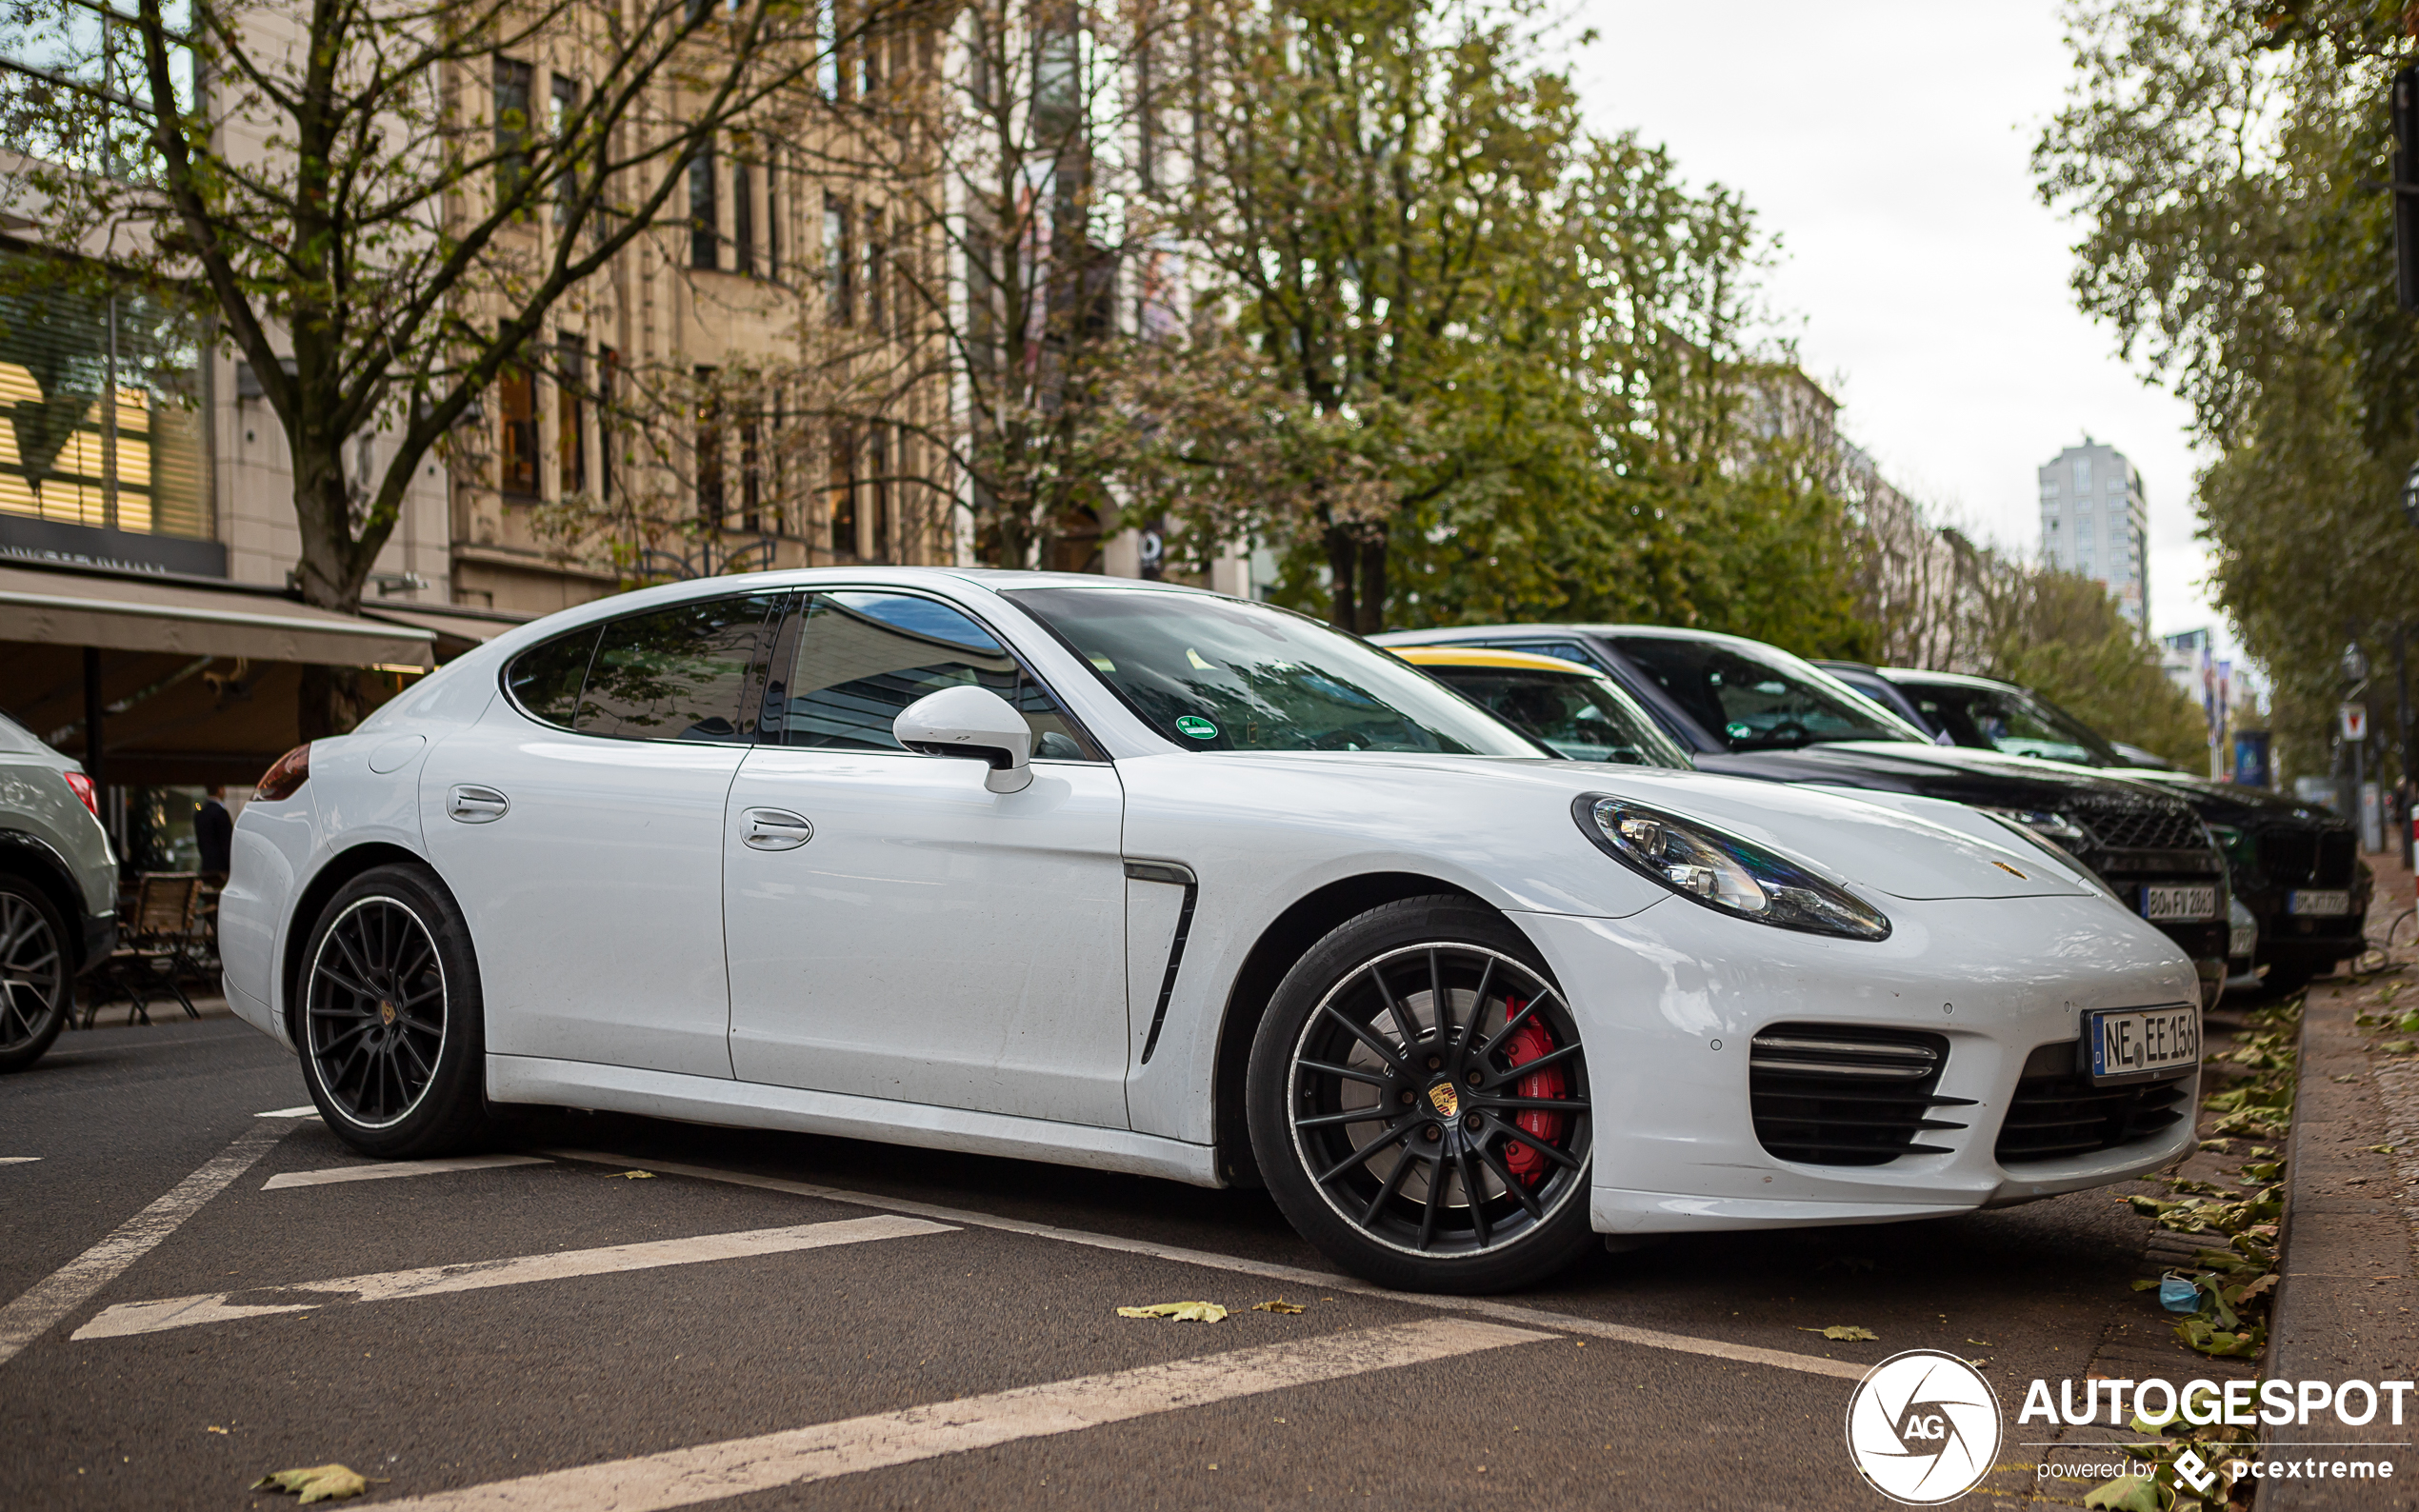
{"left": 1573, "top": 795, "right": 1891, "bottom": 941}
{"left": 1981, "top": 807, "right": 2092, "bottom": 846}
{"left": 2207, "top": 824, "right": 2253, "bottom": 871}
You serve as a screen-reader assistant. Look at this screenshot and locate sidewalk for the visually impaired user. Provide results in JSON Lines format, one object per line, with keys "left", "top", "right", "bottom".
{"left": 2264, "top": 847, "right": 2419, "bottom": 1511}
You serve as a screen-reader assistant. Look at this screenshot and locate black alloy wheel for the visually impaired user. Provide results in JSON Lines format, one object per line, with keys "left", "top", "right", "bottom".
{"left": 298, "top": 865, "right": 493, "bottom": 1157}
{"left": 1249, "top": 897, "right": 1597, "bottom": 1292}
{"left": 0, "top": 878, "right": 70, "bottom": 1072}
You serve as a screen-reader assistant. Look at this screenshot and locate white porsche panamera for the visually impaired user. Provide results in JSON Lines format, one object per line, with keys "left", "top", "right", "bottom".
{"left": 219, "top": 569, "right": 2203, "bottom": 1293}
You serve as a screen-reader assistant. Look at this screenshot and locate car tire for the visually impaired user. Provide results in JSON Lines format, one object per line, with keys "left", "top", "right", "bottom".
{"left": 1247, "top": 895, "right": 1597, "bottom": 1294}
{"left": 294, "top": 864, "right": 495, "bottom": 1158}
{"left": 0, "top": 875, "right": 71, "bottom": 1073}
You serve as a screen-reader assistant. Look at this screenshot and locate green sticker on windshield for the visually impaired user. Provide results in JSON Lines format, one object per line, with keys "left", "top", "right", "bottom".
{"left": 1174, "top": 715, "right": 1219, "bottom": 741}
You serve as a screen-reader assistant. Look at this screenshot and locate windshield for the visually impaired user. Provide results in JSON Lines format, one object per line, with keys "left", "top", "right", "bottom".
{"left": 1004, "top": 587, "right": 1543, "bottom": 756}
{"left": 1607, "top": 635, "right": 1930, "bottom": 752}
{"left": 1423, "top": 666, "right": 1690, "bottom": 767}
{"left": 1907, "top": 683, "right": 2122, "bottom": 766}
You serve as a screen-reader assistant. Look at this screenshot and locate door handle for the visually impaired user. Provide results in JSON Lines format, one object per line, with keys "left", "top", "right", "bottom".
{"left": 447, "top": 785, "right": 510, "bottom": 824}
{"left": 742, "top": 807, "right": 814, "bottom": 851}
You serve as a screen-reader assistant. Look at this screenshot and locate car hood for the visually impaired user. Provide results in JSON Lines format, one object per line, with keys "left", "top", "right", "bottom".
{"left": 1691, "top": 741, "right": 2189, "bottom": 811}
{"left": 2125, "top": 769, "right": 2343, "bottom": 827}
{"left": 1176, "top": 753, "right": 2091, "bottom": 904}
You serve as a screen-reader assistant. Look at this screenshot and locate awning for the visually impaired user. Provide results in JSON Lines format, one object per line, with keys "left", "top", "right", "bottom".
{"left": 0, "top": 562, "right": 436, "bottom": 668}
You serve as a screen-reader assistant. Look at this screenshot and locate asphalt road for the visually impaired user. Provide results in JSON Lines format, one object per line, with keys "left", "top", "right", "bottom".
{"left": 2, "top": 1013, "right": 2194, "bottom": 1511}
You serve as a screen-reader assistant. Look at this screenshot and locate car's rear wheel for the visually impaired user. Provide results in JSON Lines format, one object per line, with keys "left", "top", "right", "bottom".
{"left": 1248, "top": 896, "right": 1597, "bottom": 1293}
{"left": 0, "top": 877, "right": 70, "bottom": 1072}
{"left": 297, "top": 865, "right": 493, "bottom": 1157}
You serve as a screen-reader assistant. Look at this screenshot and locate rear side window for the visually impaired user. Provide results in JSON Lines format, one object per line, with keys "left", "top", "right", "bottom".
{"left": 771, "top": 590, "right": 1092, "bottom": 758}
{"left": 575, "top": 594, "right": 783, "bottom": 741}
{"left": 504, "top": 627, "right": 598, "bottom": 728}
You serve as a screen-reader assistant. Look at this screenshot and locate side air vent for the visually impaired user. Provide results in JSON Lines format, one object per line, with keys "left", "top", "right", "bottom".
{"left": 1995, "top": 1041, "right": 2192, "bottom": 1164}
{"left": 1749, "top": 1025, "right": 1972, "bottom": 1166}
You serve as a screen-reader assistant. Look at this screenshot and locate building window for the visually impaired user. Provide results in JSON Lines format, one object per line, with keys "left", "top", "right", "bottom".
{"left": 550, "top": 75, "right": 580, "bottom": 224}
{"left": 498, "top": 356, "right": 538, "bottom": 496}
{"left": 740, "top": 412, "right": 762, "bottom": 532}
{"left": 733, "top": 159, "right": 755, "bottom": 275}
{"left": 557, "top": 335, "right": 587, "bottom": 497}
{"left": 495, "top": 57, "right": 534, "bottom": 206}
{"left": 815, "top": 0, "right": 839, "bottom": 97}
{"left": 825, "top": 197, "right": 851, "bottom": 324}
{"left": 767, "top": 157, "right": 782, "bottom": 281}
{"left": 598, "top": 346, "right": 618, "bottom": 505}
{"left": 695, "top": 368, "right": 723, "bottom": 523}
{"left": 828, "top": 426, "right": 856, "bottom": 554}
{"left": 862, "top": 206, "right": 885, "bottom": 333}
{"left": 690, "top": 145, "right": 719, "bottom": 270}
{"left": 866, "top": 425, "right": 890, "bottom": 560}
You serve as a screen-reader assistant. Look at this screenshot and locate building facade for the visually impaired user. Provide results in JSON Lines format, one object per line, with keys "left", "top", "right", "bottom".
{"left": 2037, "top": 438, "right": 2149, "bottom": 627}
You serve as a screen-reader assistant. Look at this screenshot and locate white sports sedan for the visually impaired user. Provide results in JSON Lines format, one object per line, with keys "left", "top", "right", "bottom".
{"left": 219, "top": 570, "right": 2203, "bottom": 1293}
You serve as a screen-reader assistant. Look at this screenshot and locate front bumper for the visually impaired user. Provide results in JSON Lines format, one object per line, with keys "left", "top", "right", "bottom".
{"left": 1514, "top": 892, "right": 2202, "bottom": 1236}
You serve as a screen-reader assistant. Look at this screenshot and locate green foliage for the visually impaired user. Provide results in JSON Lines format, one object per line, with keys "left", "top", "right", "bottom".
{"left": 1974, "top": 568, "right": 2209, "bottom": 766}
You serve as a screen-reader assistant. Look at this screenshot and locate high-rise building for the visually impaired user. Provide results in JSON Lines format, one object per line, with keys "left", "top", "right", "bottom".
{"left": 2037, "top": 438, "right": 2149, "bottom": 626}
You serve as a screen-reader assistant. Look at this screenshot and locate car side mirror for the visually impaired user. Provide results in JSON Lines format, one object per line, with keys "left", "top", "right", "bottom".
{"left": 893, "top": 685, "right": 1034, "bottom": 793}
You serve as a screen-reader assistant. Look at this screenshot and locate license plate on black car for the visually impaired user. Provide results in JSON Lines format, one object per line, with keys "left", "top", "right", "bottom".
{"left": 2086, "top": 1007, "right": 2200, "bottom": 1084}
{"left": 2140, "top": 885, "right": 2217, "bottom": 922}
{"left": 2288, "top": 889, "right": 2350, "bottom": 916}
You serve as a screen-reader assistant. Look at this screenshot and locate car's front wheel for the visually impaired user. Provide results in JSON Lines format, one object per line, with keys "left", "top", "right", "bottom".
{"left": 1248, "top": 896, "right": 1597, "bottom": 1293}
{"left": 296, "top": 864, "right": 493, "bottom": 1158}
{"left": 0, "top": 876, "right": 70, "bottom": 1072}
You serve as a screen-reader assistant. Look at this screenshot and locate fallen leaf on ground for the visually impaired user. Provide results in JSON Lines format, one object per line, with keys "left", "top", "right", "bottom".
{"left": 1117, "top": 1302, "right": 1227, "bottom": 1323}
{"left": 1965, "top": 1339, "right": 1992, "bottom": 1346}
{"left": 2369, "top": 1144, "right": 2398, "bottom": 1154}
{"left": 612, "top": 1170, "right": 654, "bottom": 1180}
{"left": 206, "top": 1425, "right": 230, "bottom": 1435}
{"left": 251, "top": 1464, "right": 370, "bottom": 1504}
{"left": 2083, "top": 1473, "right": 2161, "bottom": 1511}
{"left": 2380, "top": 1041, "right": 2417, "bottom": 1056}
{"left": 1798, "top": 1325, "right": 1878, "bottom": 1342}
{"left": 1251, "top": 1299, "right": 1306, "bottom": 1314}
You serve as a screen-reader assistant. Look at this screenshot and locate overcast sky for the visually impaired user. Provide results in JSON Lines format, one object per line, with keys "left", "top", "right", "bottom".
{"left": 1563, "top": 1, "right": 2235, "bottom": 656}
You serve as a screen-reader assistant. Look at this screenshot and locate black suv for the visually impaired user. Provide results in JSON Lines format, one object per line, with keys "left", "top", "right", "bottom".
{"left": 1823, "top": 664, "right": 2369, "bottom": 996}
{"left": 1375, "top": 625, "right": 2232, "bottom": 1005}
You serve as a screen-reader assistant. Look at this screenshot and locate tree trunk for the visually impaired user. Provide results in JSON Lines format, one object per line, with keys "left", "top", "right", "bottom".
{"left": 1355, "top": 528, "right": 1388, "bottom": 636}
{"left": 291, "top": 431, "right": 373, "bottom": 742}
{"left": 1324, "top": 524, "right": 1359, "bottom": 630}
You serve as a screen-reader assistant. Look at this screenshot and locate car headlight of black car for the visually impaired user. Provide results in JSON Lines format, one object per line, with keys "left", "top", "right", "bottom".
{"left": 1574, "top": 795, "right": 1890, "bottom": 941}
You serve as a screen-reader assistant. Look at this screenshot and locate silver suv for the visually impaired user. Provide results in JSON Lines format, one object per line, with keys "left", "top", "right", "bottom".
{"left": 0, "top": 711, "right": 117, "bottom": 1070}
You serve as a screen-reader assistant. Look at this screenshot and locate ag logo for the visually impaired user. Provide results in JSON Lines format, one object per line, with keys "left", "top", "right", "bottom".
{"left": 1844, "top": 1350, "right": 2002, "bottom": 1505}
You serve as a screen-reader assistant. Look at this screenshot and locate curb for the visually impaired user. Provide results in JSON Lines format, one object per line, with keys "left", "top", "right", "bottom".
{"left": 2260, "top": 969, "right": 2419, "bottom": 1511}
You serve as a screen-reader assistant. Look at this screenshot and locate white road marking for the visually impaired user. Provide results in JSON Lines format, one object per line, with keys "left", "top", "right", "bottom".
{"left": 544, "top": 1147, "right": 1867, "bottom": 1383}
{"left": 71, "top": 1213, "right": 951, "bottom": 1342}
{"left": 0, "top": 1122, "right": 290, "bottom": 1366}
{"left": 254, "top": 1105, "right": 320, "bottom": 1119}
{"left": 0, "top": 1157, "right": 39, "bottom": 1165}
{"left": 263, "top": 1154, "right": 550, "bottom": 1190}
{"left": 375, "top": 1318, "right": 1547, "bottom": 1512}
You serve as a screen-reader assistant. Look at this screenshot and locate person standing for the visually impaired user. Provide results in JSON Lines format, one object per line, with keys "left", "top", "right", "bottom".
{"left": 193, "top": 786, "right": 232, "bottom": 885}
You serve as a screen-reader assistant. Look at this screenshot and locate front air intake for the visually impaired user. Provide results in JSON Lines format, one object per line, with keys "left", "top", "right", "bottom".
{"left": 1995, "top": 1042, "right": 2192, "bottom": 1163}
{"left": 1749, "top": 1025, "right": 1971, "bottom": 1166}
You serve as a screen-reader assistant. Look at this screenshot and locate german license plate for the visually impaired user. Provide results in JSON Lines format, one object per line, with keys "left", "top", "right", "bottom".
{"left": 2288, "top": 889, "right": 2350, "bottom": 917}
{"left": 2140, "top": 885, "right": 2217, "bottom": 922}
{"left": 2086, "top": 1007, "right": 2201, "bottom": 1084}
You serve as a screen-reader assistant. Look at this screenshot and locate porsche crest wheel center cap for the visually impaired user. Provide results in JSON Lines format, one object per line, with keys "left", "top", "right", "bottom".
{"left": 378, "top": 1001, "right": 396, "bottom": 1026}
{"left": 1425, "top": 1082, "right": 1460, "bottom": 1119}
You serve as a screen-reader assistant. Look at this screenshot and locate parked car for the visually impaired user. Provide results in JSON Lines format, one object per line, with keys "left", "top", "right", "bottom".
{"left": 1820, "top": 664, "right": 2369, "bottom": 996}
{"left": 1374, "top": 625, "right": 2233, "bottom": 1006}
{"left": 0, "top": 710, "right": 119, "bottom": 1070}
{"left": 221, "top": 571, "right": 2205, "bottom": 1293}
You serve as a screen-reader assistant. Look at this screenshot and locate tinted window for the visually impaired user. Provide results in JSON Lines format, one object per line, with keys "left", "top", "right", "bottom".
{"left": 773, "top": 591, "right": 1091, "bottom": 759}
{"left": 1427, "top": 667, "right": 1689, "bottom": 767}
{"left": 573, "top": 594, "right": 781, "bottom": 742}
{"left": 1507, "top": 641, "right": 1606, "bottom": 672}
{"left": 1913, "top": 685, "right": 2119, "bottom": 766}
{"left": 1608, "top": 636, "right": 1926, "bottom": 752}
{"left": 1007, "top": 587, "right": 1539, "bottom": 756}
{"left": 505, "top": 626, "right": 599, "bottom": 728}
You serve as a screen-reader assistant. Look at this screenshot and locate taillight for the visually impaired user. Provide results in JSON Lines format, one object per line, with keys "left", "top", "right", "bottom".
{"left": 254, "top": 744, "right": 312, "bottom": 803}
{"left": 62, "top": 770, "right": 98, "bottom": 818}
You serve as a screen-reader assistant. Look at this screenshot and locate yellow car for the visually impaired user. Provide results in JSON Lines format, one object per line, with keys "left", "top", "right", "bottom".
{"left": 1391, "top": 646, "right": 1692, "bottom": 767}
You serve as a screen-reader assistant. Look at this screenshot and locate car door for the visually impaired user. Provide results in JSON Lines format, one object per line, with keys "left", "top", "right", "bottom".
{"left": 421, "top": 589, "right": 783, "bottom": 1080}
{"left": 723, "top": 588, "right": 1131, "bottom": 1127}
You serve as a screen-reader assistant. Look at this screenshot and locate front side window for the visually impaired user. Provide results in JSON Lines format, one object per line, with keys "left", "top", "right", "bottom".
{"left": 1006, "top": 587, "right": 1540, "bottom": 756}
{"left": 773, "top": 591, "right": 1091, "bottom": 759}
{"left": 1426, "top": 668, "right": 1689, "bottom": 767}
{"left": 1608, "top": 636, "right": 1927, "bottom": 754}
{"left": 530, "top": 593, "right": 781, "bottom": 742}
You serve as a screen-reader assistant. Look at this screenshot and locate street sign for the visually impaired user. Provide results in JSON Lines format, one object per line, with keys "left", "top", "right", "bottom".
{"left": 2340, "top": 703, "right": 2369, "bottom": 741}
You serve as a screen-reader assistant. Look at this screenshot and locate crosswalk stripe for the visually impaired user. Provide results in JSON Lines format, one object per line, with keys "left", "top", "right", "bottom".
{"left": 70, "top": 1214, "right": 950, "bottom": 1342}
{"left": 0, "top": 1157, "right": 39, "bottom": 1165}
{"left": 253, "top": 1105, "right": 320, "bottom": 1119}
{"left": 542, "top": 1147, "right": 1868, "bottom": 1382}
{"left": 374, "top": 1318, "right": 1548, "bottom": 1512}
{"left": 263, "top": 1154, "right": 550, "bottom": 1190}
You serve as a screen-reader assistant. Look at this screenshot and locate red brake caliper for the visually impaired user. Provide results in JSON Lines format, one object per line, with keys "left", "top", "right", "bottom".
{"left": 1497, "top": 998, "right": 1567, "bottom": 1184}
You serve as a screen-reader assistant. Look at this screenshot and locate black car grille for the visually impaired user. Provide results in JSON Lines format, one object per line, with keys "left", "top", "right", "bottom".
{"left": 1749, "top": 1025, "right": 1973, "bottom": 1166}
{"left": 2255, "top": 826, "right": 2355, "bottom": 887}
{"left": 1995, "top": 1044, "right": 2191, "bottom": 1164}
{"left": 2069, "top": 796, "right": 2206, "bottom": 853}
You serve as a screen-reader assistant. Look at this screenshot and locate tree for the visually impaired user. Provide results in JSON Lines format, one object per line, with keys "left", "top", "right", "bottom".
{"left": 1, "top": 0, "right": 911, "bottom": 733}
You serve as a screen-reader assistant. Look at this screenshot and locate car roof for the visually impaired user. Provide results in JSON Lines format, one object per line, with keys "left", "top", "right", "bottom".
{"left": 1391, "top": 647, "right": 1602, "bottom": 674}
{"left": 1373, "top": 624, "right": 1787, "bottom": 650}
{"left": 1877, "top": 667, "right": 2028, "bottom": 694}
